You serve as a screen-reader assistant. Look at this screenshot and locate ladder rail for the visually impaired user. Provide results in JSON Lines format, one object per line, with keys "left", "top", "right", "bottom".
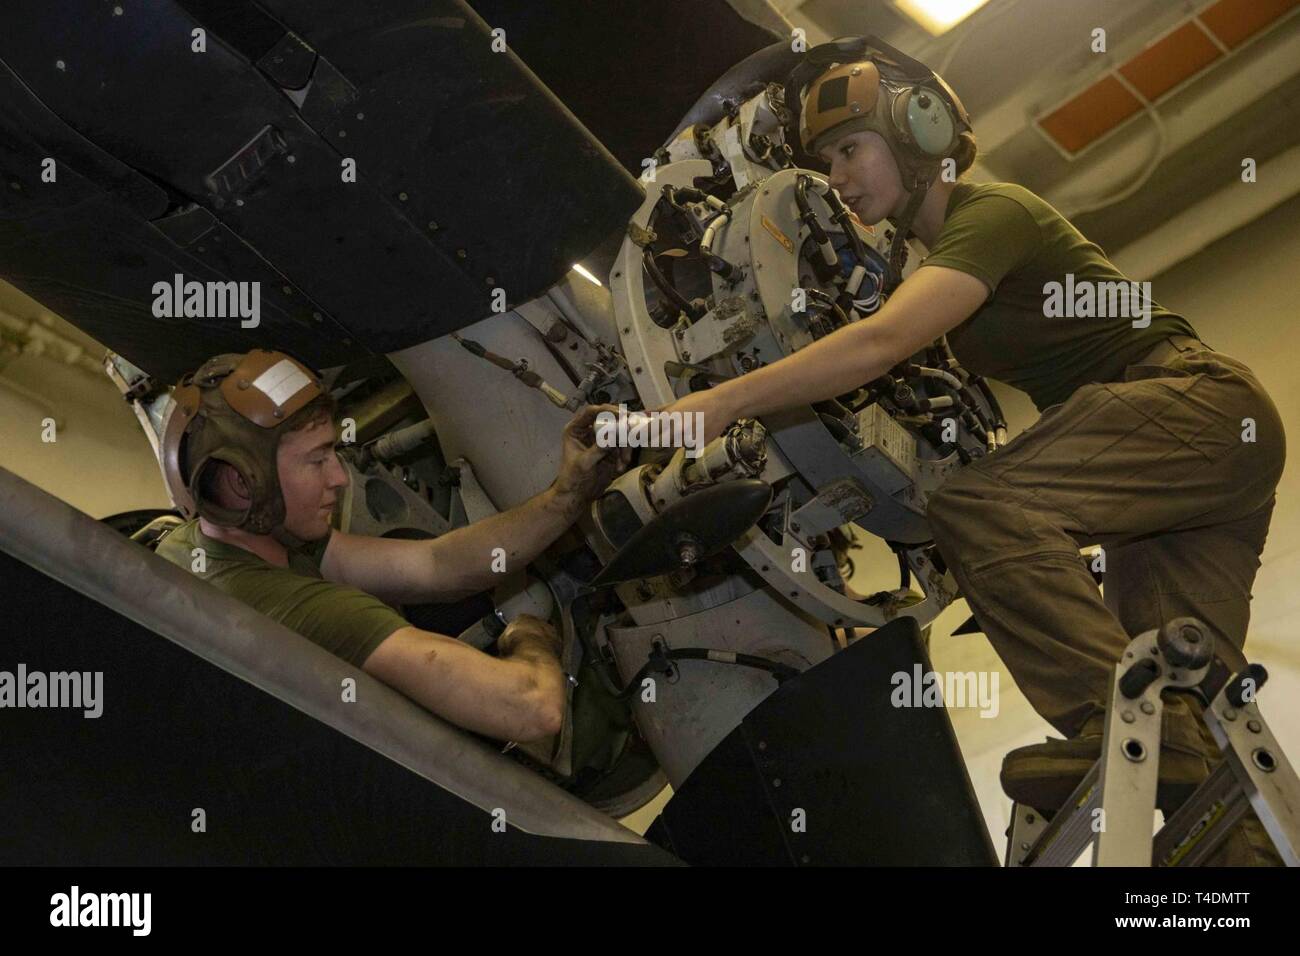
{"left": 1010, "top": 617, "right": 1300, "bottom": 867}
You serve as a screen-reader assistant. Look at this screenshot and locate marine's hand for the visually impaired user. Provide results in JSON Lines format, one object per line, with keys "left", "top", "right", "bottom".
{"left": 552, "top": 404, "right": 632, "bottom": 508}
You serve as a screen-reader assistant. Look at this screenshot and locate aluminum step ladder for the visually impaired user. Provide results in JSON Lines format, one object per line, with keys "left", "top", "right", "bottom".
{"left": 1006, "top": 617, "right": 1300, "bottom": 867}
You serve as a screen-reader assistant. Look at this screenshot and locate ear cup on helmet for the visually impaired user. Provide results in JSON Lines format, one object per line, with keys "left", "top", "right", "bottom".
{"left": 189, "top": 442, "right": 287, "bottom": 534}
{"left": 909, "top": 88, "right": 958, "bottom": 156}
{"left": 890, "top": 85, "right": 958, "bottom": 159}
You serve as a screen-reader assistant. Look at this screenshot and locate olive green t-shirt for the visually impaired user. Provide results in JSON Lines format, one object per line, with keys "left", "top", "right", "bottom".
{"left": 156, "top": 519, "right": 407, "bottom": 668}
{"left": 919, "top": 182, "right": 1200, "bottom": 412}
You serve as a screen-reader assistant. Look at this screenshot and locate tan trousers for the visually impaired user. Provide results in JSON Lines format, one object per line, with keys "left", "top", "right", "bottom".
{"left": 926, "top": 338, "right": 1286, "bottom": 741}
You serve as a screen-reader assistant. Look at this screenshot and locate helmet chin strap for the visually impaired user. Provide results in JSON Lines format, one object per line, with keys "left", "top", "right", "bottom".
{"left": 269, "top": 523, "right": 310, "bottom": 551}
{"left": 886, "top": 173, "right": 931, "bottom": 288}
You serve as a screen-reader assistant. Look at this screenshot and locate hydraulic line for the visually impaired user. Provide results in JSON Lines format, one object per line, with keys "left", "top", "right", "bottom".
{"left": 664, "top": 185, "right": 724, "bottom": 211}
{"left": 819, "top": 183, "right": 872, "bottom": 272}
{"left": 642, "top": 247, "right": 703, "bottom": 320}
{"left": 804, "top": 287, "right": 849, "bottom": 330}
{"left": 936, "top": 335, "right": 1008, "bottom": 444}
{"left": 903, "top": 362, "right": 964, "bottom": 392}
{"left": 615, "top": 644, "right": 800, "bottom": 699}
{"left": 906, "top": 349, "right": 997, "bottom": 447}
{"left": 892, "top": 369, "right": 989, "bottom": 445}
{"left": 452, "top": 334, "right": 571, "bottom": 409}
{"left": 699, "top": 207, "right": 739, "bottom": 279}
{"left": 888, "top": 541, "right": 912, "bottom": 590}
{"left": 794, "top": 175, "right": 838, "bottom": 276}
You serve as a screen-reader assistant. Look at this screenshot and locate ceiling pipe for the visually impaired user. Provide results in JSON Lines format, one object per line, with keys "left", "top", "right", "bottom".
{"left": 1110, "top": 142, "right": 1300, "bottom": 280}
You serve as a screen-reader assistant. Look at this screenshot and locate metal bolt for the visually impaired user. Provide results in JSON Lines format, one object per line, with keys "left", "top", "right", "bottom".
{"left": 338, "top": 130, "right": 347, "bottom": 138}
{"left": 1247, "top": 719, "right": 1262, "bottom": 733}
{"left": 772, "top": 778, "right": 781, "bottom": 788}
{"left": 1121, "top": 710, "right": 1135, "bottom": 723}
{"left": 272, "top": 409, "right": 283, "bottom": 418}
{"left": 282, "top": 285, "right": 292, "bottom": 294}
{"left": 457, "top": 249, "right": 467, "bottom": 259}
{"left": 398, "top": 192, "right": 408, "bottom": 201}
{"left": 1122, "top": 738, "right": 1146, "bottom": 762}
{"left": 1140, "top": 701, "right": 1155, "bottom": 715}
{"left": 356, "top": 112, "right": 365, "bottom": 120}
{"left": 1224, "top": 708, "right": 1238, "bottom": 721}
{"left": 237, "top": 379, "right": 250, "bottom": 389}
{"left": 758, "top": 741, "right": 766, "bottom": 751}
{"left": 286, "top": 155, "right": 296, "bottom": 164}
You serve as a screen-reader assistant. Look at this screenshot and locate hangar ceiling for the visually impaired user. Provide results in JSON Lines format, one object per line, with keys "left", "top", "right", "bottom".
{"left": 766, "top": 0, "right": 1300, "bottom": 274}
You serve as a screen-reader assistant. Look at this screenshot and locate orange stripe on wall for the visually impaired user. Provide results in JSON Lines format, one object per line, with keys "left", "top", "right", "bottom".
{"left": 1038, "top": 75, "right": 1143, "bottom": 154}
{"left": 1119, "top": 21, "right": 1222, "bottom": 101}
{"left": 1200, "top": 0, "right": 1300, "bottom": 49}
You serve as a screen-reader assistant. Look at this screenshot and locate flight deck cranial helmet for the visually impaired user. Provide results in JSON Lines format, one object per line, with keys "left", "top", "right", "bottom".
{"left": 787, "top": 34, "right": 973, "bottom": 284}
{"left": 160, "top": 349, "right": 330, "bottom": 542}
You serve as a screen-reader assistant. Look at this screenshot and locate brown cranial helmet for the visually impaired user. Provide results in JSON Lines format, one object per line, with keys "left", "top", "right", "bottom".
{"left": 160, "top": 350, "right": 327, "bottom": 534}
{"left": 788, "top": 35, "right": 973, "bottom": 286}
{"left": 792, "top": 35, "right": 972, "bottom": 191}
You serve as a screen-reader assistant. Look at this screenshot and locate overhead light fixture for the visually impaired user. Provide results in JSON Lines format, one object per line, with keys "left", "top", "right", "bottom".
{"left": 893, "top": 0, "right": 991, "bottom": 35}
{"left": 571, "top": 263, "right": 602, "bottom": 286}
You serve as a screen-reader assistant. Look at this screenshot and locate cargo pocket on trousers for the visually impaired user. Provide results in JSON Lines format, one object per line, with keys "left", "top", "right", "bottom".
{"left": 1122, "top": 362, "right": 1195, "bottom": 385}
{"left": 1109, "top": 364, "right": 1239, "bottom": 464}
